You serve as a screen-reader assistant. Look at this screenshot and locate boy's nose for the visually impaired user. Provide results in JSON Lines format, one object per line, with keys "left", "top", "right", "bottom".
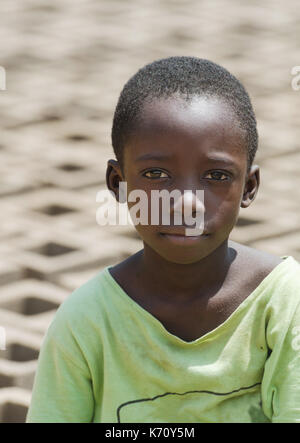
{"left": 168, "top": 190, "right": 205, "bottom": 235}
{"left": 172, "top": 190, "right": 205, "bottom": 216}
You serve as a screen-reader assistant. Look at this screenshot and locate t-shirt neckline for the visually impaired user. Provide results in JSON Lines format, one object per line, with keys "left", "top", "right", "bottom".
{"left": 103, "top": 255, "right": 294, "bottom": 347}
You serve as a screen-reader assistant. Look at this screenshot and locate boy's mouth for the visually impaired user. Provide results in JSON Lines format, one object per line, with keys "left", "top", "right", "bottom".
{"left": 159, "top": 227, "right": 209, "bottom": 236}
{"left": 159, "top": 229, "right": 210, "bottom": 245}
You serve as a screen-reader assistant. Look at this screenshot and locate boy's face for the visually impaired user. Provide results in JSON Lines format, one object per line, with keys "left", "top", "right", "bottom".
{"left": 107, "top": 95, "right": 259, "bottom": 264}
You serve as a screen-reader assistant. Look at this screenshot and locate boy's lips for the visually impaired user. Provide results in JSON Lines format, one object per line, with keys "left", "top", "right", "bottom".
{"left": 159, "top": 228, "right": 210, "bottom": 245}
{"left": 159, "top": 227, "right": 209, "bottom": 236}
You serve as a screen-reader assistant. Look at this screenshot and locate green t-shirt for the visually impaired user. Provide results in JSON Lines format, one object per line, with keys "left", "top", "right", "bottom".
{"left": 26, "top": 256, "right": 300, "bottom": 423}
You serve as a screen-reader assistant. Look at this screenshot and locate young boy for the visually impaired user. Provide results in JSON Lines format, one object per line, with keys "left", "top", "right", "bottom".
{"left": 26, "top": 57, "right": 300, "bottom": 423}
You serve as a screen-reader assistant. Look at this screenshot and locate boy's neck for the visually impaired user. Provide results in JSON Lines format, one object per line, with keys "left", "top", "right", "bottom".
{"left": 134, "top": 239, "right": 236, "bottom": 301}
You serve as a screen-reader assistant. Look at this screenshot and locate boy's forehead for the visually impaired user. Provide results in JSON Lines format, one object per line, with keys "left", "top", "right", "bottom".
{"left": 136, "top": 95, "right": 244, "bottom": 140}
{"left": 129, "top": 95, "right": 247, "bottom": 155}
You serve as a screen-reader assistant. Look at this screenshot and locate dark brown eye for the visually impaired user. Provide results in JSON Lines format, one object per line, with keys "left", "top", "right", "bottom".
{"left": 143, "top": 169, "right": 169, "bottom": 179}
{"left": 205, "top": 171, "right": 229, "bottom": 181}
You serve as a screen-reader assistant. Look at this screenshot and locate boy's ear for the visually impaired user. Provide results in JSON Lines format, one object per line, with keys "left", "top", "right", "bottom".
{"left": 106, "top": 159, "right": 125, "bottom": 203}
{"left": 240, "top": 164, "right": 260, "bottom": 208}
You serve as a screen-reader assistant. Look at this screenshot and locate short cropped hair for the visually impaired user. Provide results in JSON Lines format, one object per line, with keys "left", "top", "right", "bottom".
{"left": 111, "top": 56, "right": 258, "bottom": 173}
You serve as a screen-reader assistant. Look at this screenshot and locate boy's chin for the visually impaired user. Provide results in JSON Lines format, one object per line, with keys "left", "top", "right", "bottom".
{"left": 142, "top": 236, "right": 218, "bottom": 265}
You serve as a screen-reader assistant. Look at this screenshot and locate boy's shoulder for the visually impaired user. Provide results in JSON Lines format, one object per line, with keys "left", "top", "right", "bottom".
{"left": 227, "top": 241, "right": 300, "bottom": 305}
{"left": 229, "top": 240, "right": 283, "bottom": 272}
{"left": 229, "top": 240, "right": 300, "bottom": 293}
{"left": 228, "top": 240, "right": 283, "bottom": 270}
{"left": 228, "top": 241, "right": 284, "bottom": 280}
{"left": 53, "top": 267, "right": 112, "bottom": 327}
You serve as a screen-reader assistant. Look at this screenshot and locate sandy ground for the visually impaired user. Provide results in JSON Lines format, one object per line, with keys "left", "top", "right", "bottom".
{"left": 0, "top": 0, "right": 299, "bottom": 422}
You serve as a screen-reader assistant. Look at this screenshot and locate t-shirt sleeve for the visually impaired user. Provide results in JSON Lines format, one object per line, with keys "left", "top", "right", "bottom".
{"left": 26, "top": 292, "right": 96, "bottom": 423}
{"left": 262, "top": 294, "right": 300, "bottom": 423}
